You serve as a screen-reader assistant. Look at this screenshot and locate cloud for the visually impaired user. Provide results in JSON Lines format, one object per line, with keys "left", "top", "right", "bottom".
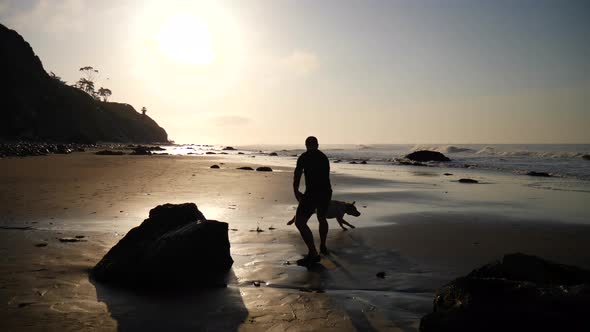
{"left": 279, "top": 50, "right": 320, "bottom": 77}
{"left": 211, "top": 115, "right": 252, "bottom": 126}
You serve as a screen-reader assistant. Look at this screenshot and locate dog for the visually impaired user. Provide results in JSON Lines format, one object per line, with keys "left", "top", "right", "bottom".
{"left": 287, "top": 200, "right": 361, "bottom": 230}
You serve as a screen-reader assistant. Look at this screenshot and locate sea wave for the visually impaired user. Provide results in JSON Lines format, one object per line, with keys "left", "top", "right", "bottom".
{"left": 475, "top": 146, "right": 584, "bottom": 159}
{"left": 412, "top": 145, "right": 474, "bottom": 154}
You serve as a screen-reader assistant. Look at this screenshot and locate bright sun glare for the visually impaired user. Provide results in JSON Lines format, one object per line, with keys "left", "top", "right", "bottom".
{"left": 155, "top": 14, "right": 215, "bottom": 65}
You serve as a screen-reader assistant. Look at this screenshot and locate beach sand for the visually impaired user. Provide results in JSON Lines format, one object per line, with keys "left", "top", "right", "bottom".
{"left": 1, "top": 153, "right": 590, "bottom": 331}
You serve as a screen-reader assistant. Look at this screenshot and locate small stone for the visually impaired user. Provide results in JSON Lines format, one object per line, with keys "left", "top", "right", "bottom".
{"left": 458, "top": 178, "right": 478, "bottom": 184}
{"left": 376, "top": 272, "right": 386, "bottom": 279}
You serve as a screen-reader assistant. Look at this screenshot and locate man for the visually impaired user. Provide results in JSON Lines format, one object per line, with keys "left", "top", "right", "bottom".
{"left": 293, "top": 136, "right": 332, "bottom": 266}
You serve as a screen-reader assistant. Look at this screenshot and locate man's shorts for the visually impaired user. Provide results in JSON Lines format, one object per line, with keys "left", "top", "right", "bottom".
{"left": 296, "top": 190, "right": 332, "bottom": 222}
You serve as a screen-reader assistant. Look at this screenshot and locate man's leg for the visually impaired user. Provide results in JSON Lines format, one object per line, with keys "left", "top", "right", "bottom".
{"left": 317, "top": 192, "right": 332, "bottom": 254}
{"left": 318, "top": 215, "right": 329, "bottom": 252}
{"left": 295, "top": 199, "right": 318, "bottom": 257}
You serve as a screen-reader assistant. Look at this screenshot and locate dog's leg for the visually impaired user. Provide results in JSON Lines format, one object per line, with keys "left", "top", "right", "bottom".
{"left": 336, "top": 217, "right": 348, "bottom": 230}
{"left": 287, "top": 215, "right": 295, "bottom": 225}
{"left": 340, "top": 218, "right": 356, "bottom": 229}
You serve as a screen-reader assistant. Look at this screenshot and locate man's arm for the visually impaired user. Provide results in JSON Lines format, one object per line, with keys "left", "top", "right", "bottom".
{"left": 293, "top": 156, "right": 303, "bottom": 201}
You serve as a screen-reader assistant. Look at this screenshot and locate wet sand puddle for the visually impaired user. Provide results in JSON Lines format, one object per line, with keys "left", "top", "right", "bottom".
{"left": 230, "top": 228, "right": 438, "bottom": 331}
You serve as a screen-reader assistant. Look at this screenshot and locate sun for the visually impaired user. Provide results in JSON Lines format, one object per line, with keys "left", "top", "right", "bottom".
{"left": 155, "top": 14, "right": 216, "bottom": 65}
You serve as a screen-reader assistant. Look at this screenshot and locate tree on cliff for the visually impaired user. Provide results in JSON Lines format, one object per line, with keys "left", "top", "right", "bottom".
{"left": 98, "top": 87, "right": 112, "bottom": 102}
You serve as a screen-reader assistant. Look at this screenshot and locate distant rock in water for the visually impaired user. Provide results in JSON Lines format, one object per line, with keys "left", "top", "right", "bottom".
{"left": 237, "top": 166, "right": 254, "bottom": 171}
{"left": 222, "top": 146, "right": 236, "bottom": 151}
{"left": 210, "top": 164, "right": 220, "bottom": 169}
{"left": 526, "top": 171, "right": 551, "bottom": 177}
{"left": 458, "top": 178, "right": 478, "bottom": 183}
{"left": 405, "top": 150, "right": 451, "bottom": 162}
{"left": 0, "top": 23, "right": 168, "bottom": 143}
{"left": 420, "top": 253, "right": 590, "bottom": 332}
{"left": 95, "top": 150, "right": 125, "bottom": 156}
{"left": 92, "top": 203, "right": 233, "bottom": 288}
{"left": 268, "top": 152, "right": 278, "bottom": 156}
{"left": 256, "top": 166, "right": 272, "bottom": 172}
{"left": 206, "top": 152, "right": 216, "bottom": 155}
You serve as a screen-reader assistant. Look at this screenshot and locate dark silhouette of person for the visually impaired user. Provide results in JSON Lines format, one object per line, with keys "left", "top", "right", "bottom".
{"left": 293, "top": 136, "right": 332, "bottom": 266}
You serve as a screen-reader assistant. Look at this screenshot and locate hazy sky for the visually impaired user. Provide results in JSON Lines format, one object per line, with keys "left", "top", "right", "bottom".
{"left": 1, "top": 0, "right": 589, "bottom": 144}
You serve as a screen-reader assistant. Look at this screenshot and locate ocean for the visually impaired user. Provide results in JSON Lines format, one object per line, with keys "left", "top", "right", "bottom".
{"left": 165, "top": 143, "right": 590, "bottom": 181}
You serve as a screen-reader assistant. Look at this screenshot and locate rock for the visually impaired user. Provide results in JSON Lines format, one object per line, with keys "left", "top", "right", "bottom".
{"left": 458, "top": 178, "right": 478, "bottom": 183}
{"left": 376, "top": 272, "right": 386, "bottom": 279}
{"left": 210, "top": 165, "right": 220, "bottom": 169}
{"left": 130, "top": 146, "right": 153, "bottom": 155}
{"left": 95, "top": 150, "right": 125, "bottom": 156}
{"left": 237, "top": 166, "right": 254, "bottom": 171}
{"left": 333, "top": 160, "right": 341, "bottom": 163}
{"left": 444, "top": 173, "right": 453, "bottom": 176}
{"left": 583, "top": 154, "right": 590, "bottom": 161}
{"left": 219, "top": 152, "right": 228, "bottom": 155}
{"left": 360, "top": 160, "right": 367, "bottom": 164}
{"left": 206, "top": 152, "right": 216, "bottom": 155}
{"left": 35, "top": 243, "right": 48, "bottom": 247}
{"left": 238, "top": 152, "right": 244, "bottom": 155}
{"left": 92, "top": 203, "right": 233, "bottom": 288}
{"left": 405, "top": 150, "right": 451, "bottom": 162}
{"left": 420, "top": 253, "right": 590, "bottom": 332}
{"left": 526, "top": 171, "right": 551, "bottom": 177}
{"left": 222, "top": 146, "right": 236, "bottom": 150}
{"left": 349, "top": 161, "right": 357, "bottom": 164}
{"left": 268, "top": 152, "right": 278, "bottom": 156}
{"left": 256, "top": 166, "right": 273, "bottom": 172}
{"left": 59, "top": 237, "right": 83, "bottom": 242}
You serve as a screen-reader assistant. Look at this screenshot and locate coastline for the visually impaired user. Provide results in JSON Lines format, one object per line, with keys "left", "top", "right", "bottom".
{"left": 1, "top": 151, "right": 590, "bottom": 331}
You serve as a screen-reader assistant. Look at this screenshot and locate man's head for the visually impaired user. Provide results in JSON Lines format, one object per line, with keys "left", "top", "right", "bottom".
{"left": 305, "top": 136, "right": 319, "bottom": 151}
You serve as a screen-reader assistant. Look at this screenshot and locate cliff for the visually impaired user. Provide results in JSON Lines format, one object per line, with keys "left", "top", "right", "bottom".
{"left": 0, "top": 23, "right": 168, "bottom": 143}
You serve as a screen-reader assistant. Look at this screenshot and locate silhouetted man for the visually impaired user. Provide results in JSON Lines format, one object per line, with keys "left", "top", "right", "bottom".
{"left": 293, "top": 136, "right": 332, "bottom": 266}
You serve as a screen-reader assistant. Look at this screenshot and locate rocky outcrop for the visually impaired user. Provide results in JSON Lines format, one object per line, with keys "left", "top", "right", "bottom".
{"left": 92, "top": 203, "right": 233, "bottom": 288}
{"left": 420, "top": 253, "right": 590, "bottom": 332}
{"left": 405, "top": 150, "right": 451, "bottom": 162}
{"left": 0, "top": 23, "right": 168, "bottom": 143}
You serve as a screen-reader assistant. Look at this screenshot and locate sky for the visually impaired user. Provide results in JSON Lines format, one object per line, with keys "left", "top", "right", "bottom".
{"left": 1, "top": 0, "right": 589, "bottom": 144}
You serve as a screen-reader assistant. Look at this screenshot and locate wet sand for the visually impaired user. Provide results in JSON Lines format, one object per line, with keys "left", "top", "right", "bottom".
{"left": 1, "top": 153, "right": 590, "bottom": 331}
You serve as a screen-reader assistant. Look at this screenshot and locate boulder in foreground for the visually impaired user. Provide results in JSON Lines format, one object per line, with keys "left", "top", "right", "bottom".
{"left": 405, "top": 150, "right": 451, "bottom": 162}
{"left": 420, "top": 253, "right": 590, "bottom": 332}
{"left": 92, "top": 203, "right": 233, "bottom": 288}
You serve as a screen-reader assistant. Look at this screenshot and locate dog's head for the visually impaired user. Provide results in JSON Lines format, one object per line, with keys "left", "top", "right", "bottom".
{"left": 345, "top": 201, "right": 361, "bottom": 217}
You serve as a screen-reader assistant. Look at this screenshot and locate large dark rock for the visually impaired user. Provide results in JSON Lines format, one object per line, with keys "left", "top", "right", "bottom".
{"left": 0, "top": 23, "right": 168, "bottom": 143}
{"left": 420, "top": 253, "right": 590, "bottom": 332}
{"left": 583, "top": 154, "right": 590, "bottom": 161}
{"left": 92, "top": 203, "right": 233, "bottom": 288}
{"left": 405, "top": 150, "right": 451, "bottom": 162}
